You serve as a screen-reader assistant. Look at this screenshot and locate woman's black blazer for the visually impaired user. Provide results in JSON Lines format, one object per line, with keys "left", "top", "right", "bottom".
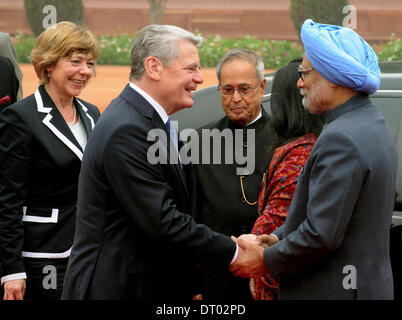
{"left": 0, "top": 85, "right": 100, "bottom": 278}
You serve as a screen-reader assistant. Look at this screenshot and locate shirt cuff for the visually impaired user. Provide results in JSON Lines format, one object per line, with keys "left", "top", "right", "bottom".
{"left": 1, "top": 272, "right": 27, "bottom": 285}
{"left": 229, "top": 243, "right": 239, "bottom": 265}
{"left": 271, "top": 233, "right": 279, "bottom": 243}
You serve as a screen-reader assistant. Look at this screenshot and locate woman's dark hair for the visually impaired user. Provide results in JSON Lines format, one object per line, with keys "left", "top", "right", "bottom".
{"left": 269, "top": 57, "right": 325, "bottom": 149}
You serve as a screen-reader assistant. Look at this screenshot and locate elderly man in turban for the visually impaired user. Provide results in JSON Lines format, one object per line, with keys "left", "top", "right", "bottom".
{"left": 230, "top": 19, "right": 397, "bottom": 299}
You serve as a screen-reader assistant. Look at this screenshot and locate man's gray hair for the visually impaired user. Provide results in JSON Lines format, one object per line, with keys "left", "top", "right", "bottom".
{"left": 216, "top": 48, "right": 265, "bottom": 82}
{"left": 130, "top": 24, "right": 203, "bottom": 81}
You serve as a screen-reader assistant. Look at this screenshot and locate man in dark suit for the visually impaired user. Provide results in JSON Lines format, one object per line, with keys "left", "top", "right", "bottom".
{"left": 0, "top": 32, "right": 23, "bottom": 101}
{"left": 62, "top": 25, "right": 240, "bottom": 300}
{"left": 0, "top": 56, "right": 19, "bottom": 111}
{"left": 230, "top": 19, "right": 397, "bottom": 299}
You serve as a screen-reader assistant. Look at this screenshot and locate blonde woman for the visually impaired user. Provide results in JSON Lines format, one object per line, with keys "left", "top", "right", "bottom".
{"left": 0, "top": 21, "right": 100, "bottom": 300}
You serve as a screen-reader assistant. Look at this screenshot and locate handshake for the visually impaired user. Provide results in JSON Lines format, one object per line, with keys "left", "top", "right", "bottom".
{"left": 229, "top": 233, "right": 278, "bottom": 278}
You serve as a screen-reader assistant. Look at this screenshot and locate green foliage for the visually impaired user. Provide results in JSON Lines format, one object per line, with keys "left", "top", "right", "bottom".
{"left": 198, "top": 34, "right": 304, "bottom": 69}
{"left": 96, "top": 34, "right": 134, "bottom": 66}
{"left": 377, "top": 35, "right": 402, "bottom": 62}
{"left": 14, "top": 32, "right": 36, "bottom": 63}
{"left": 290, "top": 0, "right": 349, "bottom": 38}
{"left": 13, "top": 32, "right": 402, "bottom": 69}
{"left": 24, "top": 0, "right": 84, "bottom": 36}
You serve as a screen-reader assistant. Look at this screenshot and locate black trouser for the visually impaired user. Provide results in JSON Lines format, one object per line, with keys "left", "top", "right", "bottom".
{"left": 22, "top": 257, "right": 68, "bottom": 300}
{"left": 202, "top": 269, "right": 254, "bottom": 301}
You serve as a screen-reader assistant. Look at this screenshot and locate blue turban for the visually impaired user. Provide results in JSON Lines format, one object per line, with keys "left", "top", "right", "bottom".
{"left": 301, "top": 19, "right": 380, "bottom": 94}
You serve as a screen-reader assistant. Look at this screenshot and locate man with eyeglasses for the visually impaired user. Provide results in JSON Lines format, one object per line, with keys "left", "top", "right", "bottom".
{"left": 229, "top": 19, "right": 397, "bottom": 300}
{"left": 192, "top": 48, "right": 273, "bottom": 300}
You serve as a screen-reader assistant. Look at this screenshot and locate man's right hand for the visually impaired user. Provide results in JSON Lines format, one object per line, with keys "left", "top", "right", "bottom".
{"left": 229, "top": 235, "right": 268, "bottom": 278}
{"left": 3, "top": 279, "right": 26, "bottom": 300}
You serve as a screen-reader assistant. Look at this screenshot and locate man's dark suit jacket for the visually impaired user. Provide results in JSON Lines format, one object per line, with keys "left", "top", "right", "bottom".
{"left": 0, "top": 85, "right": 100, "bottom": 278}
{"left": 266, "top": 93, "right": 397, "bottom": 299}
{"left": 62, "top": 85, "right": 236, "bottom": 300}
{"left": 0, "top": 56, "right": 19, "bottom": 111}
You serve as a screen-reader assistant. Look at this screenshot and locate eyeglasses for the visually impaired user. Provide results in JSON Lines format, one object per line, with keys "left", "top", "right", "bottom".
{"left": 217, "top": 82, "right": 260, "bottom": 96}
{"left": 298, "top": 65, "right": 314, "bottom": 81}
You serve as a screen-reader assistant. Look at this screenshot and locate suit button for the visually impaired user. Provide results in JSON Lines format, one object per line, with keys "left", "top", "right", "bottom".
{"left": 240, "top": 196, "right": 246, "bottom": 204}
{"left": 240, "top": 225, "right": 248, "bottom": 233}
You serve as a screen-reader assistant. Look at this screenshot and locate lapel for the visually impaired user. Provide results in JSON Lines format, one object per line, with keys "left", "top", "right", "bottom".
{"left": 120, "top": 85, "right": 189, "bottom": 197}
{"left": 35, "top": 86, "right": 94, "bottom": 161}
{"left": 75, "top": 97, "right": 96, "bottom": 136}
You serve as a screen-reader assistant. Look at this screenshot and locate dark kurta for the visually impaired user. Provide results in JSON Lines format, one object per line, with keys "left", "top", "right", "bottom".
{"left": 194, "top": 108, "right": 273, "bottom": 300}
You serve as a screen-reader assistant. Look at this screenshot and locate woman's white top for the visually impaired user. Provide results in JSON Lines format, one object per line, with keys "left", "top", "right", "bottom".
{"left": 68, "top": 117, "right": 88, "bottom": 150}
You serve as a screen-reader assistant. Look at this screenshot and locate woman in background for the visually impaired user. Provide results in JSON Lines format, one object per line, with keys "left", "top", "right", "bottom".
{"left": 250, "top": 58, "right": 325, "bottom": 300}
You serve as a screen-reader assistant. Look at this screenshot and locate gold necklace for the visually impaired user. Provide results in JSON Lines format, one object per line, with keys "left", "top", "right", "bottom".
{"left": 67, "top": 106, "right": 77, "bottom": 125}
